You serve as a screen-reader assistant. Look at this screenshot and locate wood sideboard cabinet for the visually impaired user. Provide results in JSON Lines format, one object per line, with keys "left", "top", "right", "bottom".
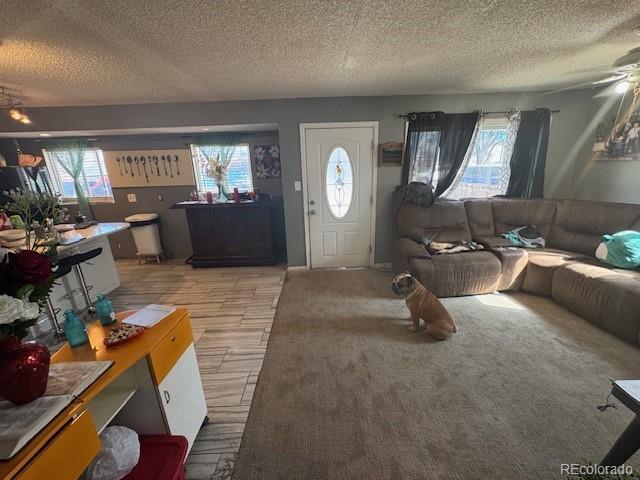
{"left": 172, "top": 200, "right": 280, "bottom": 267}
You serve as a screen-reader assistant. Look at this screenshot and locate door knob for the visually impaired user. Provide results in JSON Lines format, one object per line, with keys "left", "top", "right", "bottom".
{"left": 309, "top": 200, "right": 315, "bottom": 205}
{"left": 308, "top": 209, "right": 316, "bottom": 215}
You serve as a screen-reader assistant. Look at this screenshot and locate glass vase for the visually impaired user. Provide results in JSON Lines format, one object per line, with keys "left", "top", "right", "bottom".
{"left": 0, "top": 335, "right": 51, "bottom": 405}
{"left": 95, "top": 294, "right": 116, "bottom": 326}
{"left": 63, "top": 310, "right": 89, "bottom": 348}
{"left": 216, "top": 182, "right": 229, "bottom": 203}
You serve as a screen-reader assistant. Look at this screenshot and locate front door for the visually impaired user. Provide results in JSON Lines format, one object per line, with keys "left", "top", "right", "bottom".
{"left": 302, "top": 124, "right": 376, "bottom": 268}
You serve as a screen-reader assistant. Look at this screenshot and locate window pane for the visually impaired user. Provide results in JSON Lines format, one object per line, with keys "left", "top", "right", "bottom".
{"left": 445, "top": 126, "right": 510, "bottom": 199}
{"left": 191, "top": 144, "right": 254, "bottom": 194}
{"left": 325, "top": 147, "right": 353, "bottom": 218}
{"left": 44, "top": 149, "right": 113, "bottom": 203}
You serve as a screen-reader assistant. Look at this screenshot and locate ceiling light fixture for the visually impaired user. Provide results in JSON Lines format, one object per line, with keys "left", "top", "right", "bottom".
{"left": 1, "top": 86, "right": 32, "bottom": 125}
{"left": 615, "top": 81, "right": 630, "bottom": 94}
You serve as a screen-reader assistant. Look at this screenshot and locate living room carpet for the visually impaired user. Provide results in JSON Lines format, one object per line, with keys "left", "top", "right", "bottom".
{"left": 234, "top": 269, "right": 640, "bottom": 479}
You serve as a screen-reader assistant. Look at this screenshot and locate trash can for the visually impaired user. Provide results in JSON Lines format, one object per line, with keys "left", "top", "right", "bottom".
{"left": 124, "top": 213, "right": 163, "bottom": 262}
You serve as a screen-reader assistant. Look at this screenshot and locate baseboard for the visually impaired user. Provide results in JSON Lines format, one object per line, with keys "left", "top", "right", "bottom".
{"left": 373, "top": 262, "right": 392, "bottom": 269}
{"left": 286, "top": 265, "right": 309, "bottom": 271}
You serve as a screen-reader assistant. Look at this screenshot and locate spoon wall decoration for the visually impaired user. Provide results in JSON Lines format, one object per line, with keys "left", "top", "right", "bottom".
{"left": 127, "top": 156, "right": 134, "bottom": 177}
{"left": 167, "top": 153, "right": 174, "bottom": 177}
{"left": 174, "top": 155, "right": 180, "bottom": 175}
{"left": 141, "top": 157, "right": 149, "bottom": 182}
{"left": 154, "top": 156, "right": 160, "bottom": 176}
{"left": 116, "top": 157, "right": 124, "bottom": 176}
{"left": 134, "top": 156, "right": 141, "bottom": 176}
{"left": 161, "top": 156, "right": 168, "bottom": 176}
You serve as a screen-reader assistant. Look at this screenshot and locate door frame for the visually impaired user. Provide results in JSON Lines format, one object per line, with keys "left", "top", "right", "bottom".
{"left": 299, "top": 121, "right": 379, "bottom": 269}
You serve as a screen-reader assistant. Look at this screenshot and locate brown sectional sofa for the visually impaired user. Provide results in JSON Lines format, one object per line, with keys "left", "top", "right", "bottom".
{"left": 392, "top": 198, "right": 640, "bottom": 345}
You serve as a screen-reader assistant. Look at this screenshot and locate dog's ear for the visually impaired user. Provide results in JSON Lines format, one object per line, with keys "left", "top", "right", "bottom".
{"left": 406, "top": 276, "right": 415, "bottom": 288}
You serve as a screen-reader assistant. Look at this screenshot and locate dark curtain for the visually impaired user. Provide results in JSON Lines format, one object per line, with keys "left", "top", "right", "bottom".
{"left": 433, "top": 112, "right": 480, "bottom": 196}
{"left": 401, "top": 112, "right": 443, "bottom": 185}
{"left": 506, "top": 108, "right": 551, "bottom": 198}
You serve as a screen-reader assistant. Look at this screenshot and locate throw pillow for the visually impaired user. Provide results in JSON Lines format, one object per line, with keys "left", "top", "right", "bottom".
{"left": 595, "top": 230, "right": 640, "bottom": 269}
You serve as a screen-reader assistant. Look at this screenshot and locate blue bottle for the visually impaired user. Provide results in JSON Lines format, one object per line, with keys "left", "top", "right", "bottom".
{"left": 95, "top": 294, "right": 116, "bottom": 326}
{"left": 63, "top": 310, "right": 89, "bottom": 348}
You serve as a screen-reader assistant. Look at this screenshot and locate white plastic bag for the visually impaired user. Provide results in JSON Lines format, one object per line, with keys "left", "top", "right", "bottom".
{"left": 85, "top": 426, "right": 140, "bottom": 480}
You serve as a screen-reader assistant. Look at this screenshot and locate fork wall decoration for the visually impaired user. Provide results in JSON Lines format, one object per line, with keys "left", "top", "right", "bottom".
{"left": 103, "top": 149, "right": 196, "bottom": 187}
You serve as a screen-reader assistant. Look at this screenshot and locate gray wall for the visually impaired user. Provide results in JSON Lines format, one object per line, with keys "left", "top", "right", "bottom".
{"left": 1, "top": 132, "right": 281, "bottom": 259}
{"left": 0, "top": 90, "right": 615, "bottom": 265}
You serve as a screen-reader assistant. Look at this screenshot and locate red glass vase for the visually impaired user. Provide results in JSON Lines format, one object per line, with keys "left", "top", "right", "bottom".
{"left": 0, "top": 335, "right": 50, "bottom": 405}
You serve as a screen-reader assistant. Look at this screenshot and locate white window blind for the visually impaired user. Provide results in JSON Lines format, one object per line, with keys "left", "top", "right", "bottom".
{"left": 190, "top": 144, "right": 254, "bottom": 193}
{"left": 43, "top": 148, "right": 114, "bottom": 203}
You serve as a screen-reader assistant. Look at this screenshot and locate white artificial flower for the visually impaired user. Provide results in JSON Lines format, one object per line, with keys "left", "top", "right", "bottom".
{"left": 0, "top": 295, "right": 24, "bottom": 325}
{"left": 22, "top": 300, "right": 40, "bottom": 320}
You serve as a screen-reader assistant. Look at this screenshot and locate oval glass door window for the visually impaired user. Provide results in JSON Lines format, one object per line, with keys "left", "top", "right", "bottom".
{"left": 325, "top": 146, "right": 354, "bottom": 219}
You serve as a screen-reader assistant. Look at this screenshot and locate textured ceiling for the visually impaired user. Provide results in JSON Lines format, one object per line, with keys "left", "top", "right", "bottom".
{"left": 1, "top": 0, "right": 639, "bottom": 106}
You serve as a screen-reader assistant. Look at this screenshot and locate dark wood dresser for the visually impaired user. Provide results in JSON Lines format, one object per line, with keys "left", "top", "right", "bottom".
{"left": 172, "top": 200, "right": 280, "bottom": 267}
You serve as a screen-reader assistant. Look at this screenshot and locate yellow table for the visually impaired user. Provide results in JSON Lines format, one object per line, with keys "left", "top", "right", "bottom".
{"left": 0, "top": 309, "right": 207, "bottom": 480}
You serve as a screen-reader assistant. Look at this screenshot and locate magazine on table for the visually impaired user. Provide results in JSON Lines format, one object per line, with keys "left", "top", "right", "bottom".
{"left": 0, "top": 360, "right": 113, "bottom": 459}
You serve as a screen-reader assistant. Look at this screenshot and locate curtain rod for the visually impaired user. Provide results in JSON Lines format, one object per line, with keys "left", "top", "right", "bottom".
{"left": 397, "top": 109, "right": 560, "bottom": 118}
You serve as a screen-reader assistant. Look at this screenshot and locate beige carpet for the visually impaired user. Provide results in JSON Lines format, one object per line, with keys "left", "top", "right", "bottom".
{"left": 234, "top": 269, "right": 640, "bottom": 479}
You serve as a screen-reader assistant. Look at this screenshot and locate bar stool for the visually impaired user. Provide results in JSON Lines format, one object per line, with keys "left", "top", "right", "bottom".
{"left": 59, "top": 247, "right": 103, "bottom": 314}
{"left": 45, "top": 263, "right": 73, "bottom": 337}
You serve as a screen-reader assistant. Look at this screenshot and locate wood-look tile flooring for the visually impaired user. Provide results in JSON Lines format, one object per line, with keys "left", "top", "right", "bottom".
{"left": 112, "top": 259, "right": 285, "bottom": 479}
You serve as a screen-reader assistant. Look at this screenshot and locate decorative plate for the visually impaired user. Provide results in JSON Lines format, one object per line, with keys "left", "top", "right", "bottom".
{"left": 104, "top": 324, "right": 145, "bottom": 347}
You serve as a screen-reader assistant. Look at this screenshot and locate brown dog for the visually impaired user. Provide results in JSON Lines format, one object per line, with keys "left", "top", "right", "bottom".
{"left": 391, "top": 273, "right": 457, "bottom": 340}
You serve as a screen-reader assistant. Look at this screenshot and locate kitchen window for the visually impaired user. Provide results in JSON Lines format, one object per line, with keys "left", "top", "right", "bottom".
{"left": 444, "top": 117, "right": 515, "bottom": 199}
{"left": 190, "top": 144, "right": 254, "bottom": 193}
{"left": 43, "top": 148, "right": 114, "bottom": 203}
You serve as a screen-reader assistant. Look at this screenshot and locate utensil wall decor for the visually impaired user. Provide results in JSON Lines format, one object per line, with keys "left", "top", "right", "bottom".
{"left": 102, "top": 149, "right": 195, "bottom": 188}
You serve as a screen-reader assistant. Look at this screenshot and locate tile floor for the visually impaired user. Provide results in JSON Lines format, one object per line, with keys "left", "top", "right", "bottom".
{"left": 111, "top": 259, "right": 286, "bottom": 479}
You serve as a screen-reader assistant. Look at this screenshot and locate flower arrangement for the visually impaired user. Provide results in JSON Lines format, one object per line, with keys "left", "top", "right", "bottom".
{"left": 0, "top": 250, "right": 55, "bottom": 339}
{"left": 202, "top": 154, "right": 228, "bottom": 184}
{"left": 0, "top": 189, "right": 66, "bottom": 339}
{"left": 2, "top": 189, "right": 68, "bottom": 252}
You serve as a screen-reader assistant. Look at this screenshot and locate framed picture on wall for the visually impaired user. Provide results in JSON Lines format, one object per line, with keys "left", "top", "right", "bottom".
{"left": 254, "top": 145, "right": 281, "bottom": 178}
{"left": 592, "top": 82, "right": 640, "bottom": 161}
{"left": 378, "top": 142, "right": 405, "bottom": 166}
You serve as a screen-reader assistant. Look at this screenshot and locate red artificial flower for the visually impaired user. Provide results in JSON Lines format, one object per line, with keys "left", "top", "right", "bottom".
{"left": 10, "top": 250, "right": 53, "bottom": 286}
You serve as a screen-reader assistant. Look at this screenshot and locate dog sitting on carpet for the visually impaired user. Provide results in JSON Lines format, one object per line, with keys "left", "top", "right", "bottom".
{"left": 391, "top": 272, "right": 457, "bottom": 340}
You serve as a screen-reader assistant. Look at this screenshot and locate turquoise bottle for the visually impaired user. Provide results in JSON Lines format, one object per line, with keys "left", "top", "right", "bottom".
{"left": 95, "top": 294, "right": 116, "bottom": 326}
{"left": 63, "top": 310, "right": 89, "bottom": 348}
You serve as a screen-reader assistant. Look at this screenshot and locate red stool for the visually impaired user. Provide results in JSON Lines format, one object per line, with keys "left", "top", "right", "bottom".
{"left": 123, "top": 435, "right": 188, "bottom": 480}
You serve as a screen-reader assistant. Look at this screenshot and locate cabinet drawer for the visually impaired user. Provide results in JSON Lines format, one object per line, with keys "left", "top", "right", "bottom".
{"left": 149, "top": 315, "right": 193, "bottom": 384}
{"left": 17, "top": 410, "right": 100, "bottom": 480}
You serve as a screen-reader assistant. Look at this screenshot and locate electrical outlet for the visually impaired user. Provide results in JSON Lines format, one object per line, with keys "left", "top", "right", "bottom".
{"left": 294, "top": 181, "right": 302, "bottom": 192}
{"left": 157, "top": 194, "right": 163, "bottom": 201}
{"left": 127, "top": 193, "right": 137, "bottom": 203}
{"left": 117, "top": 243, "right": 121, "bottom": 249}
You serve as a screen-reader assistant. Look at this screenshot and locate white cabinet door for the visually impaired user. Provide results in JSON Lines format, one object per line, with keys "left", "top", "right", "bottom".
{"left": 157, "top": 344, "right": 207, "bottom": 453}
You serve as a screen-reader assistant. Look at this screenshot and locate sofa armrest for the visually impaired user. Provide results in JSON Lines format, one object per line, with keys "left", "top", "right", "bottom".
{"left": 392, "top": 238, "right": 430, "bottom": 273}
{"left": 396, "top": 237, "right": 431, "bottom": 258}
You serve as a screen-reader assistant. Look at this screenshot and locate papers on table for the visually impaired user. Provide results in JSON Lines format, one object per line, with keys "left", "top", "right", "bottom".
{"left": 123, "top": 304, "right": 176, "bottom": 328}
{"left": 0, "top": 360, "right": 113, "bottom": 459}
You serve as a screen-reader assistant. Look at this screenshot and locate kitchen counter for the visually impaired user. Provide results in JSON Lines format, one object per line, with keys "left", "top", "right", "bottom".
{"left": 57, "top": 222, "right": 129, "bottom": 255}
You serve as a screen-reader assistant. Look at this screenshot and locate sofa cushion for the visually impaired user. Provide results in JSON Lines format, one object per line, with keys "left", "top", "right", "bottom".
{"left": 491, "top": 199, "right": 557, "bottom": 239}
{"left": 552, "top": 263, "right": 640, "bottom": 344}
{"left": 548, "top": 200, "right": 640, "bottom": 257}
{"left": 491, "top": 247, "right": 529, "bottom": 291}
{"left": 396, "top": 201, "right": 471, "bottom": 244}
{"left": 464, "top": 200, "right": 495, "bottom": 238}
{"left": 522, "top": 248, "right": 591, "bottom": 296}
{"left": 409, "top": 251, "right": 501, "bottom": 297}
